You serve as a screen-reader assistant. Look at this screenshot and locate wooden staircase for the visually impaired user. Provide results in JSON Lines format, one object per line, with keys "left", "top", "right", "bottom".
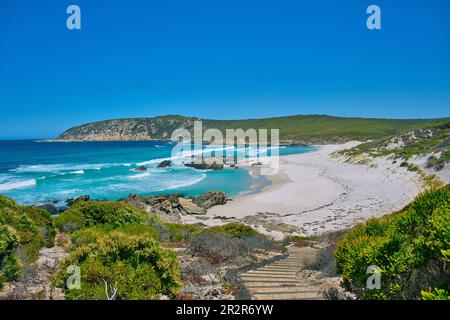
{"left": 238, "top": 246, "right": 323, "bottom": 300}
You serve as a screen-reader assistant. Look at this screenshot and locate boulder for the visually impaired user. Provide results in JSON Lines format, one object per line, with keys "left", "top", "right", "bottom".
{"left": 120, "top": 193, "right": 182, "bottom": 215}
{"left": 184, "top": 162, "right": 224, "bottom": 170}
{"left": 134, "top": 165, "right": 147, "bottom": 172}
{"left": 157, "top": 160, "right": 172, "bottom": 168}
{"left": 192, "top": 191, "right": 227, "bottom": 209}
{"left": 178, "top": 198, "right": 206, "bottom": 215}
{"left": 120, "top": 191, "right": 226, "bottom": 216}
{"left": 65, "top": 195, "right": 90, "bottom": 206}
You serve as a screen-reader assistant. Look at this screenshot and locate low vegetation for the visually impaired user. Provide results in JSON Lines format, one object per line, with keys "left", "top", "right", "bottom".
{"left": 337, "top": 122, "right": 450, "bottom": 172}
{"left": 47, "top": 199, "right": 275, "bottom": 300}
{"left": 335, "top": 186, "right": 450, "bottom": 300}
{"left": 0, "top": 195, "right": 56, "bottom": 288}
{"left": 54, "top": 201, "right": 147, "bottom": 232}
{"left": 54, "top": 231, "right": 181, "bottom": 300}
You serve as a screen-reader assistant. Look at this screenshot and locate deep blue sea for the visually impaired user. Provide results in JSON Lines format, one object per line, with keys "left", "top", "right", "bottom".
{"left": 0, "top": 140, "right": 312, "bottom": 205}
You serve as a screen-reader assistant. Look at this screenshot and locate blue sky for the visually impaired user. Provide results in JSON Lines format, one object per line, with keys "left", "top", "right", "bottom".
{"left": 0, "top": 0, "right": 449, "bottom": 139}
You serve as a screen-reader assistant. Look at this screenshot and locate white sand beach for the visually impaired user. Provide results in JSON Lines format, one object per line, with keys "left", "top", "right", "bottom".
{"left": 181, "top": 142, "right": 426, "bottom": 239}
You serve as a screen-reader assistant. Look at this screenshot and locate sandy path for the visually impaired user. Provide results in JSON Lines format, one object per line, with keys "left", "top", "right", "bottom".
{"left": 181, "top": 142, "right": 424, "bottom": 238}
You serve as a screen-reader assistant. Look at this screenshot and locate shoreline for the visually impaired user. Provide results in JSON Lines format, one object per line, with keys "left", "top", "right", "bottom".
{"left": 181, "top": 142, "right": 425, "bottom": 239}
{"left": 1, "top": 141, "right": 430, "bottom": 240}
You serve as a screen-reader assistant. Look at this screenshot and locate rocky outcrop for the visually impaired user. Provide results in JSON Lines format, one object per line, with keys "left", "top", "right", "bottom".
{"left": 157, "top": 160, "right": 172, "bottom": 168}
{"left": 120, "top": 191, "right": 228, "bottom": 217}
{"left": 184, "top": 162, "right": 224, "bottom": 170}
{"left": 134, "top": 165, "right": 147, "bottom": 172}
{"left": 178, "top": 198, "right": 205, "bottom": 215}
{"left": 192, "top": 191, "right": 227, "bottom": 209}
{"left": 120, "top": 193, "right": 206, "bottom": 216}
{"left": 56, "top": 115, "right": 198, "bottom": 141}
{"left": 65, "top": 195, "right": 90, "bottom": 206}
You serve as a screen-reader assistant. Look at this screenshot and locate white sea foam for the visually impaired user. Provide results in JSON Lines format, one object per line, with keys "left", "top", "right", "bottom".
{"left": 128, "top": 172, "right": 151, "bottom": 179}
{"left": 165, "top": 173, "right": 207, "bottom": 190}
{"left": 0, "top": 179, "right": 36, "bottom": 191}
{"left": 70, "top": 170, "right": 85, "bottom": 175}
{"left": 136, "top": 145, "right": 236, "bottom": 166}
{"left": 137, "top": 157, "right": 176, "bottom": 166}
{"left": 10, "top": 163, "right": 128, "bottom": 173}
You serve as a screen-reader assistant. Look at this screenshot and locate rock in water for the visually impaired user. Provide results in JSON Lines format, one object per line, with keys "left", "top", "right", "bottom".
{"left": 184, "top": 162, "right": 224, "bottom": 170}
{"left": 193, "top": 191, "right": 227, "bottom": 209}
{"left": 157, "top": 160, "right": 172, "bottom": 168}
{"left": 134, "top": 165, "right": 147, "bottom": 172}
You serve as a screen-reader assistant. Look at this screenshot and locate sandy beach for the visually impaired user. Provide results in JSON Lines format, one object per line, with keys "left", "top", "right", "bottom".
{"left": 181, "top": 142, "right": 425, "bottom": 239}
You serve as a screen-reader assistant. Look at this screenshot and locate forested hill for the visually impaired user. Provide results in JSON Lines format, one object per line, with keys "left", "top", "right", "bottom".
{"left": 56, "top": 114, "right": 450, "bottom": 144}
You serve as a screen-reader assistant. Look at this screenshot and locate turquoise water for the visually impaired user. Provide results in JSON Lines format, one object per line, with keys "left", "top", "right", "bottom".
{"left": 0, "top": 140, "right": 312, "bottom": 205}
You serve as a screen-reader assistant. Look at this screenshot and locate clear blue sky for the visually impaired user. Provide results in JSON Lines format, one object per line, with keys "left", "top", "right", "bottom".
{"left": 1, "top": 0, "right": 449, "bottom": 139}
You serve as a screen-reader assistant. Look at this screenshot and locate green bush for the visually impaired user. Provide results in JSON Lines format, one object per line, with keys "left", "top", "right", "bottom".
{"left": 146, "top": 216, "right": 200, "bottom": 243}
{"left": 421, "top": 288, "right": 450, "bottom": 300}
{"left": 335, "top": 187, "right": 450, "bottom": 300}
{"left": 54, "top": 210, "right": 86, "bottom": 233}
{"left": 164, "top": 223, "right": 198, "bottom": 242}
{"left": 0, "top": 225, "right": 22, "bottom": 287}
{"left": 55, "top": 231, "right": 181, "bottom": 300}
{"left": 203, "top": 223, "right": 261, "bottom": 238}
{"left": 54, "top": 201, "right": 147, "bottom": 232}
{"left": 22, "top": 206, "right": 56, "bottom": 248}
{"left": 0, "top": 196, "right": 56, "bottom": 264}
{"left": 189, "top": 223, "right": 273, "bottom": 265}
{"left": 70, "top": 223, "right": 159, "bottom": 247}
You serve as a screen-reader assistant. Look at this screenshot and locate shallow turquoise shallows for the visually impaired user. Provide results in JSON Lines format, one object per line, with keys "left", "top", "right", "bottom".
{"left": 0, "top": 140, "right": 312, "bottom": 205}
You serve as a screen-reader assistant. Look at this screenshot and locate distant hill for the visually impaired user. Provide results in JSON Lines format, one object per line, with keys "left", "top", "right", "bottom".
{"left": 56, "top": 114, "right": 450, "bottom": 144}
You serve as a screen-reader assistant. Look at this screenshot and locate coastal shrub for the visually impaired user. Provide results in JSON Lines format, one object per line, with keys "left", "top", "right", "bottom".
{"left": 21, "top": 206, "right": 56, "bottom": 248}
{"left": 147, "top": 218, "right": 172, "bottom": 242}
{"left": 55, "top": 231, "right": 181, "bottom": 300}
{"left": 0, "top": 197, "right": 57, "bottom": 288}
{"left": 0, "top": 196, "right": 56, "bottom": 263}
{"left": 421, "top": 288, "right": 450, "bottom": 300}
{"left": 189, "top": 232, "right": 246, "bottom": 265}
{"left": 70, "top": 223, "right": 159, "bottom": 247}
{"left": 189, "top": 225, "right": 273, "bottom": 265}
{"left": 335, "top": 187, "right": 450, "bottom": 300}
{"left": 69, "top": 226, "right": 107, "bottom": 247}
{"left": 181, "top": 260, "right": 218, "bottom": 284}
{"left": 147, "top": 217, "right": 199, "bottom": 243}
{"left": 165, "top": 223, "right": 199, "bottom": 242}
{"left": 203, "top": 223, "right": 261, "bottom": 238}
{"left": 55, "top": 201, "right": 147, "bottom": 232}
{"left": 54, "top": 210, "right": 86, "bottom": 233}
{"left": 0, "top": 225, "right": 22, "bottom": 287}
{"left": 242, "top": 234, "right": 274, "bottom": 254}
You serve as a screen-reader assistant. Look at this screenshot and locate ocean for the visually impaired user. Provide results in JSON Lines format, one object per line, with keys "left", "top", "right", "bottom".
{"left": 0, "top": 140, "right": 312, "bottom": 205}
